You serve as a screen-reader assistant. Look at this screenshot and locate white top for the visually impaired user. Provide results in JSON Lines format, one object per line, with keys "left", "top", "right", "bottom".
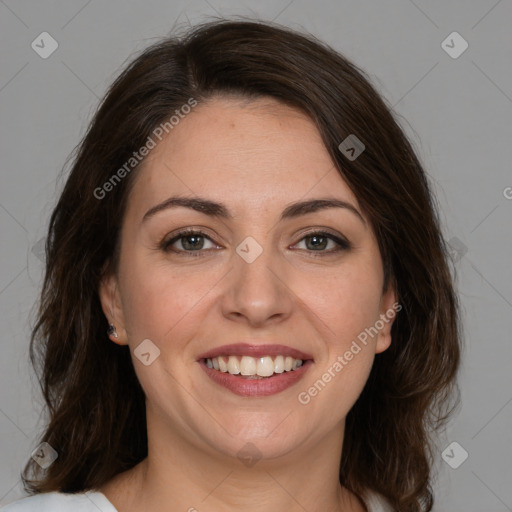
{"left": 1, "top": 489, "right": 394, "bottom": 511}
{"left": 0, "top": 491, "right": 117, "bottom": 511}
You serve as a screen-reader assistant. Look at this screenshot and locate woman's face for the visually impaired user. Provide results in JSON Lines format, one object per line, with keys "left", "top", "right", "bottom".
{"left": 100, "top": 96, "right": 396, "bottom": 464}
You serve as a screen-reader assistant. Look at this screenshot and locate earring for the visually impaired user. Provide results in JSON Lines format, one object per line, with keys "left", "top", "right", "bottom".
{"left": 107, "top": 324, "right": 118, "bottom": 339}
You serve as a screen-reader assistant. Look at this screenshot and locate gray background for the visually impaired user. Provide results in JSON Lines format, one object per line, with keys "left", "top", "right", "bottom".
{"left": 1, "top": 1, "right": 511, "bottom": 510}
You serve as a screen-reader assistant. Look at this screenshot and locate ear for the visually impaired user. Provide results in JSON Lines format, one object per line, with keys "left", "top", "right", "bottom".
{"left": 98, "top": 262, "right": 128, "bottom": 346}
{"left": 375, "top": 282, "right": 399, "bottom": 354}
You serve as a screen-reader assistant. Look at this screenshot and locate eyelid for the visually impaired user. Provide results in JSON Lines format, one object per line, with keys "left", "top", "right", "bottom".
{"left": 161, "top": 228, "right": 222, "bottom": 255}
{"left": 290, "top": 228, "right": 351, "bottom": 252}
{"left": 160, "top": 229, "right": 351, "bottom": 258}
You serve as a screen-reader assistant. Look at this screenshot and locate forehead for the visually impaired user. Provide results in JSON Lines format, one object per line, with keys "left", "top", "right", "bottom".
{"left": 126, "top": 96, "right": 360, "bottom": 219}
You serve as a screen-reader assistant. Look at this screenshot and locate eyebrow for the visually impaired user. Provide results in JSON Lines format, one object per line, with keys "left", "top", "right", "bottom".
{"left": 142, "top": 196, "right": 366, "bottom": 225}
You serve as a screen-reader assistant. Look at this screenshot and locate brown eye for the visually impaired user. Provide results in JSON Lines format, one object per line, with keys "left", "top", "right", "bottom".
{"left": 162, "top": 230, "right": 219, "bottom": 255}
{"left": 304, "top": 234, "right": 329, "bottom": 250}
{"left": 175, "top": 234, "right": 206, "bottom": 251}
{"left": 293, "top": 231, "right": 351, "bottom": 254}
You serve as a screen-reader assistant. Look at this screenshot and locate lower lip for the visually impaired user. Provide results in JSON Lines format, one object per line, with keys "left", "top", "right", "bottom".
{"left": 198, "top": 359, "right": 313, "bottom": 397}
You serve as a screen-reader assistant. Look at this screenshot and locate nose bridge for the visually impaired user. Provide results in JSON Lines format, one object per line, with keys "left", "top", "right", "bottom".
{"left": 221, "top": 234, "right": 293, "bottom": 325}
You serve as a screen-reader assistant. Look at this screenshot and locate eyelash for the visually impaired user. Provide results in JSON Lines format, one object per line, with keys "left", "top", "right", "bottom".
{"left": 160, "top": 228, "right": 351, "bottom": 257}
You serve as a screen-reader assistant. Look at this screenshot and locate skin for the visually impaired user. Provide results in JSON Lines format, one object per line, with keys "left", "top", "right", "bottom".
{"left": 98, "top": 96, "right": 397, "bottom": 512}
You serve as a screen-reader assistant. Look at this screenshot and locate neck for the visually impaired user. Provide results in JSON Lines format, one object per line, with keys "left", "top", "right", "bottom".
{"left": 101, "top": 407, "right": 366, "bottom": 512}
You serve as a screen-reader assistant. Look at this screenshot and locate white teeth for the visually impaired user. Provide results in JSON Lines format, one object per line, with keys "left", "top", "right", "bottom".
{"left": 240, "top": 356, "right": 257, "bottom": 375}
{"left": 292, "top": 359, "right": 303, "bottom": 370}
{"left": 218, "top": 357, "right": 228, "bottom": 373}
{"left": 205, "top": 355, "right": 305, "bottom": 377}
{"left": 273, "top": 355, "right": 285, "bottom": 373}
{"left": 256, "top": 356, "right": 275, "bottom": 377}
{"left": 227, "top": 356, "right": 240, "bottom": 375}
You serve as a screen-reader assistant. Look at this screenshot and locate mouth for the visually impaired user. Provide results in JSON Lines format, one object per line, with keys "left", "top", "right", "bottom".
{"left": 196, "top": 344, "right": 314, "bottom": 397}
{"left": 203, "top": 354, "right": 306, "bottom": 378}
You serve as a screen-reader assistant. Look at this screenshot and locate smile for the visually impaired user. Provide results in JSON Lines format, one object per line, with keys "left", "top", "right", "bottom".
{"left": 197, "top": 344, "right": 314, "bottom": 397}
{"left": 205, "top": 355, "right": 304, "bottom": 377}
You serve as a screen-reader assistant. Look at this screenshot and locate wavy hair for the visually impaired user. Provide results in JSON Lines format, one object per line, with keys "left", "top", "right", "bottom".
{"left": 22, "top": 19, "right": 461, "bottom": 512}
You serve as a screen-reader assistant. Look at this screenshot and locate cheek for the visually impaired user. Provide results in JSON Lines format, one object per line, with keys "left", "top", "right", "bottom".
{"left": 304, "top": 275, "right": 381, "bottom": 412}
{"left": 321, "top": 258, "right": 384, "bottom": 402}
{"left": 118, "top": 252, "right": 222, "bottom": 344}
{"left": 323, "top": 351, "right": 375, "bottom": 414}
{"left": 302, "top": 259, "right": 384, "bottom": 345}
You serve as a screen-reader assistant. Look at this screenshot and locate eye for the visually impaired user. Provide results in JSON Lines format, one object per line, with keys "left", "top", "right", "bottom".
{"left": 292, "top": 231, "right": 350, "bottom": 254}
{"left": 160, "top": 229, "right": 350, "bottom": 257}
{"left": 161, "top": 229, "right": 219, "bottom": 256}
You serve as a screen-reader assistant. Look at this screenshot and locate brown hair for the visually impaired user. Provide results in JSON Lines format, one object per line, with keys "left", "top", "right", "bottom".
{"left": 22, "top": 19, "right": 461, "bottom": 511}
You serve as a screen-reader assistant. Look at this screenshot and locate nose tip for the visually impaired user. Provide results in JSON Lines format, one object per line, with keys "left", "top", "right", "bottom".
{"left": 221, "top": 243, "right": 293, "bottom": 327}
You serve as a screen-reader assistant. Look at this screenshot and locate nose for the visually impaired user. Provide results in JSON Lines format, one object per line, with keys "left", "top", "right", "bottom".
{"left": 220, "top": 242, "right": 294, "bottom": 328}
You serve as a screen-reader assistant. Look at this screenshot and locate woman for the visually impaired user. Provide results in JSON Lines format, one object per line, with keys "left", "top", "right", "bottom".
{"left": 1, "top": 19, "right": 461, "bottom": 512}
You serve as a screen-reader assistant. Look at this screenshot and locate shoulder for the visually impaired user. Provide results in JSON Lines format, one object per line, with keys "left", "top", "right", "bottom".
{"left": 0, "top": 491, "right": 118, "bottom": 512}
{"left": 361, "top": 489, "right": 395, "bottom": 512}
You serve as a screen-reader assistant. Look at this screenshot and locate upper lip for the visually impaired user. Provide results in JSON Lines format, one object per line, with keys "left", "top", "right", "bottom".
{"left": 197, "top": 343, "right": 314, "bottom": 361}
